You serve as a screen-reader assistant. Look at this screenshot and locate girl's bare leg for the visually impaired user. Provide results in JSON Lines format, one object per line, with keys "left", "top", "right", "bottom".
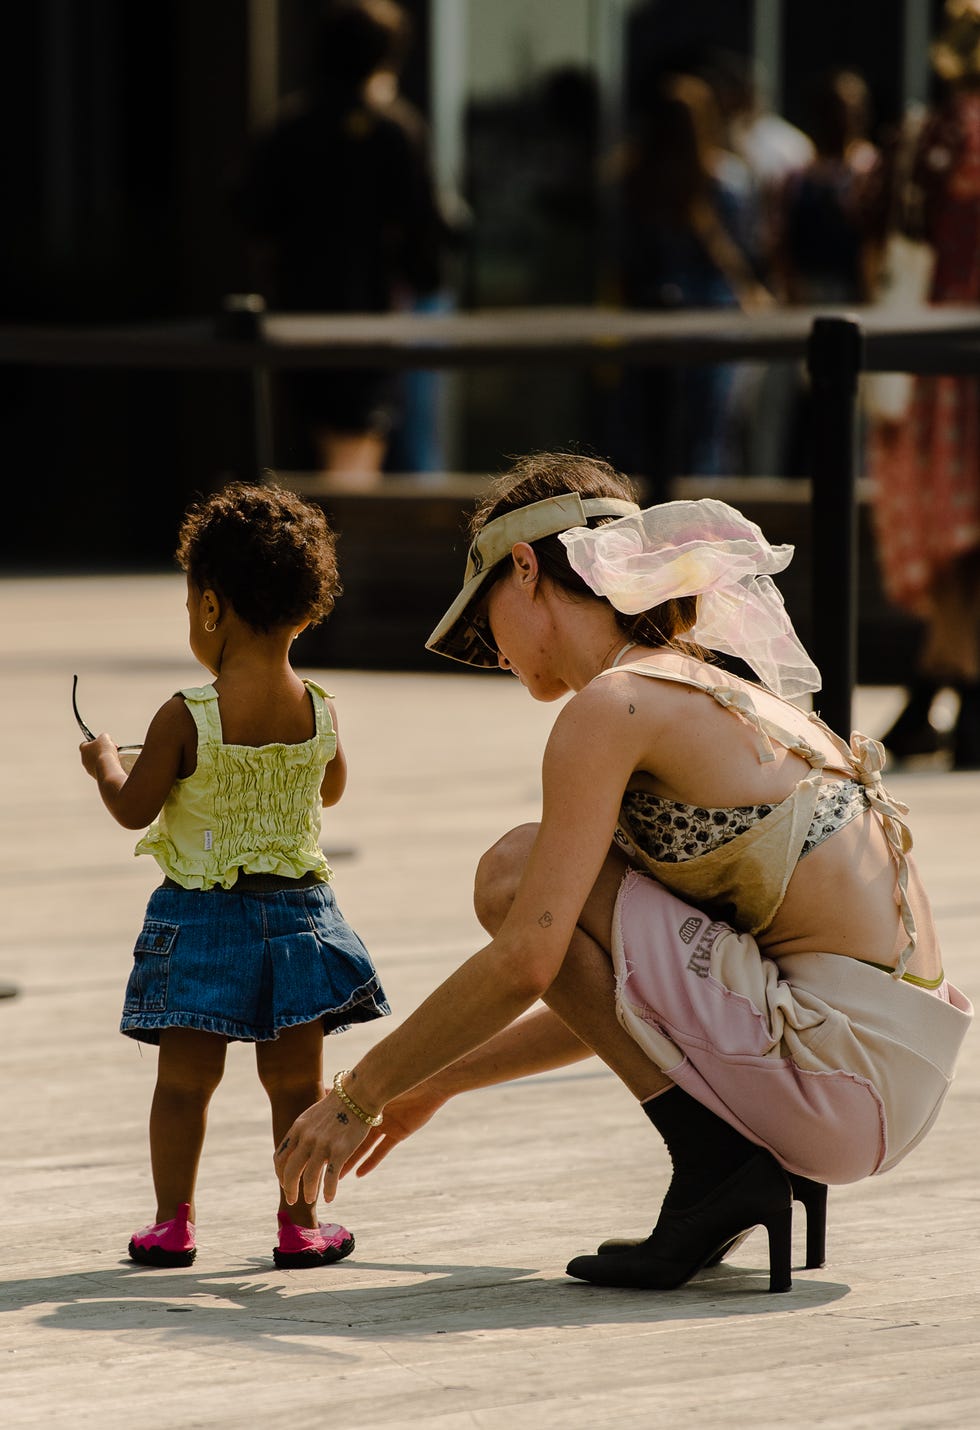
{"left": 150, "top": 1028, "right": 228, "bottom": 1222}
{"left": 256, "top": 1021, "right": 325, "bottom": 1228}
{"left": 474, "top": 825, "right": 672, "bottom": 1101}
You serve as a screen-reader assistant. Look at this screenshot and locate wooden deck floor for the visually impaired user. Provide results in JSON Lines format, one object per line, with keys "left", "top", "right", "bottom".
{"left": 1, "top": 572, "right": 977, "bottom": 1430}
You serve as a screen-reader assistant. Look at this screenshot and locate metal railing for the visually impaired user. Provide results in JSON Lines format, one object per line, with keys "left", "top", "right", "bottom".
{"left": 3, "top": 300, "right": 980, "bottom": 733}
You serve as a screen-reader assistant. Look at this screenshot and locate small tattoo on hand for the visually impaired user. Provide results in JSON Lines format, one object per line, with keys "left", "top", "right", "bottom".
{"left": 538, "top": 910, "right": 553, "bottom": 927}
{"left": 337, "top": 1110, "right": 349, "bottom": 1125}
{"left": 327, "top": 1163, "right": 336, "bottom": 1175}
{"left": 277, "top": 1138, "right": 290, "bottom": 1153}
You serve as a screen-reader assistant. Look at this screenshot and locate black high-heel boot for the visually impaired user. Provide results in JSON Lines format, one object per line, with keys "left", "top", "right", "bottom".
{"left": 880, "top": 680, "right": 944, "bottom": 758}
{"left": 789, "top": 1175, "right": 827, "bottom": 1269}
{"left": 595, "top": 1173, "right": 828, "bottom": 1270}
{"left": 566, "top": 1151, "right": 794, "bottom": 1293}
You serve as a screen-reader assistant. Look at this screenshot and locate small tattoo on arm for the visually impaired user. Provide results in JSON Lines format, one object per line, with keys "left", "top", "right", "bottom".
{"left": 629, "top": 703, "right": 635, "bottom": 714}
{"left": 337, "top": 1110, "right": 349, "bottom": 1125}
{"left": 538, "top": 910, "right": 553, "bottom": 928}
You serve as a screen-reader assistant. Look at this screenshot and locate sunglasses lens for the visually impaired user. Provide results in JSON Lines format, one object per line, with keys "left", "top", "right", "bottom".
{"left": 471, "top": 617, "right": 497, "bottom": 656}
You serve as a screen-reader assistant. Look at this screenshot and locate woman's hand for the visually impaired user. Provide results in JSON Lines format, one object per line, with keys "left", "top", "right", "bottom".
{"left": 341, "top": 1081, "right": 449, "bottom": 1180}
{"left": 275, "top": 1086, "right": 372, "bottom": 1206}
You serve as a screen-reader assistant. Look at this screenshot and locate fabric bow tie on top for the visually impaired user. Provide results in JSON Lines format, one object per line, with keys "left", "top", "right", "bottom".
{"left": 558, "top": 500, "right": 821, "bottom": 700}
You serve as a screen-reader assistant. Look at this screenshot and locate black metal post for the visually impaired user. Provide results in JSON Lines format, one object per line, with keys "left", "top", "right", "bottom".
{"left": 806, "top": 315, "right": 863, "bottom": 737}
{"left": 216, "top": 293, "right": 273, "bottom": 480}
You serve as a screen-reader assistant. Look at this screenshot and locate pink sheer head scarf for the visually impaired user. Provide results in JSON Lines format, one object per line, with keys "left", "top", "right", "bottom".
{"left": 558, "top": 498, "right": 820, "bottom": 699}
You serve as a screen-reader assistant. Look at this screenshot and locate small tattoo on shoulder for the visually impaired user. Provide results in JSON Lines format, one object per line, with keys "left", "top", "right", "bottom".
{"left": 538, "top": 910, "right": 553, "bottom": 928}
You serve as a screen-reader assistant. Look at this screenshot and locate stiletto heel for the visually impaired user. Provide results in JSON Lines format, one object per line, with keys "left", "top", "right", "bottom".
{"left": 789, "top": 1175, "right": 827, "bottom": 1269}
{"left": 567, "top": 1151, "right": 793, "bottom": 1292}
{"left": 764, "top": 1204, "right": 793, "bottom": 1293}
{"left": 596, "top": 1172, "right": 829, "bottom": 1271}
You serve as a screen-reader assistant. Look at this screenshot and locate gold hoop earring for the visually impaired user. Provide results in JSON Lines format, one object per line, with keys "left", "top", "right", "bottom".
{"left": 205, "top": 619, "right": 217, "bottom": 633}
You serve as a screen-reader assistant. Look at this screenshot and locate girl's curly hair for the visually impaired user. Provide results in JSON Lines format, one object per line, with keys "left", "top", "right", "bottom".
{"left": 176, "top": 481, "right": 341, "bottom": 632}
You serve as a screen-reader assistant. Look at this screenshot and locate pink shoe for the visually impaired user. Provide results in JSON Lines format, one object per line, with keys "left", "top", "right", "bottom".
{"left": 273, "top": 1210, "right": 354, "bottom": 1269}
{"left": 128, "top": 1202, "right": 197, "bottom": 1268}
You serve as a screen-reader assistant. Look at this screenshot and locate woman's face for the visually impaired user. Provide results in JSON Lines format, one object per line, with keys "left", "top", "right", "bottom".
{"left": 482, "top": 559, "right": 569, "bottom": 702}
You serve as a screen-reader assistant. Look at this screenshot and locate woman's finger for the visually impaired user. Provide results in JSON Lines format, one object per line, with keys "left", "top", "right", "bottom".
{"left": 275, "top": 1137, "right": 314, "bottom": 1205}
{"left": 339, "top": 1125, "right": 383, "bottom": 1178}
{"left": 352, "top": 1138, "right": 395, "bottom": 1178}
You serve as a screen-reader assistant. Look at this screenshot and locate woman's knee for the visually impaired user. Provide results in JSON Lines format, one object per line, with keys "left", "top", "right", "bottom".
{"left": 473, "top": 823, "right": 539, "bottom": 934}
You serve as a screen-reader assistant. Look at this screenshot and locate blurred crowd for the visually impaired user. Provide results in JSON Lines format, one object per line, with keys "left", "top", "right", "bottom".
{"left": 611, "top": 47, "right": 885, "bottom": 480}
{"left": 230, "top": 0, "right": 980, "bottom": 766}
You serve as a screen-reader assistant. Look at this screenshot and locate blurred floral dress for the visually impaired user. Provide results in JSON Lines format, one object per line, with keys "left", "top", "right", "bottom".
{"left": 870, "top": 91, "right": 980, "bottom": 616}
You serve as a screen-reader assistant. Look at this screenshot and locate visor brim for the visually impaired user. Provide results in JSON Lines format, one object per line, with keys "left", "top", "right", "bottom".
{"left": 425, "top": 491, "right": 641, "bottom": 668}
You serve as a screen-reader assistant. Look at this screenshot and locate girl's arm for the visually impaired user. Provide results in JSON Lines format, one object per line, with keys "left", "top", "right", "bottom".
{"left": 79, "top": 695, "right": 192, "bottom": 830}
{"left": 276, "top": 680, "right": 647, "bottom": 1205}
{"left": 320, "top": 699, "right": 348, "bottom": 806}
{"left": 342, "top": 1005, "right": 594, "bottom": 1179}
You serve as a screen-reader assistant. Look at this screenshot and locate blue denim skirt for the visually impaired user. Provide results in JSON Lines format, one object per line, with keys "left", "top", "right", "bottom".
{"left": 120, "top": 882, "right": 389, "bottom": 1045}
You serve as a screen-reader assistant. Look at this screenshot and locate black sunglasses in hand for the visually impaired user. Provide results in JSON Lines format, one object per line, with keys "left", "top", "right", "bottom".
{"left": 72, "top": 674, "right": 143, "bottom": 763}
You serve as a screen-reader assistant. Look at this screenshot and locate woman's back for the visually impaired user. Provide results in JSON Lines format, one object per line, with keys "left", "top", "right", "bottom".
{"left": 595, "top": 652, "right": 939, "bottom": 979}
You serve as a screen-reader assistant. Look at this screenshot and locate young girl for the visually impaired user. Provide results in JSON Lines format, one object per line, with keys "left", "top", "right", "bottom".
{"left": 80, "top": 481, "right": 388, "bottom": 1269}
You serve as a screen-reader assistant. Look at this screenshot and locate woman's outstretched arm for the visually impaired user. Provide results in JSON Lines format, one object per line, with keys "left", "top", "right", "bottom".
{"left": 341, "top": 1005, "right": 594, "bottom": 1178}
{"left": 275, "top": 680, "right": 647, "bottom": 1205}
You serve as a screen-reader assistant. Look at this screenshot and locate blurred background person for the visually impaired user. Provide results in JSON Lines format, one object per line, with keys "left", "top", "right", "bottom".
{"left": 615, "top": 70, "right": 770, "bottom": 480}
{"left": 688, "top": 47, "right": 814, "bottom": 277}
{"left": 869, "top": 0, "right": 980, "bottom": 769}
{"left": 770, "top": 67, "right": 884, "bottom": 477}
{"left": 774, "top": 67, "right": 883, "bottom": 306}
{"left": 692, "top": 47, "right": 815, "bottom": 478}
{"left": 233, "top": 0, "right": 453, "bottom": 486}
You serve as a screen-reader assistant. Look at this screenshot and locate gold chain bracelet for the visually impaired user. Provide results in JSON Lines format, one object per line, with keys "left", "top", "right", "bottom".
{"left": 333, "top": 1069, "right": 383, "bottom": 1128}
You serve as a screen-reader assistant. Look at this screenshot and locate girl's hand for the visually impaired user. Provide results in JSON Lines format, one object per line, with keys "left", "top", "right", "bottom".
{"left": 79, "top": 733, "right": 122, "bottom": 779}
{"left": 275, "top": 1087, "right": 372, "bottom": 1206}
{"left": 340, "top": 1082, "right": 449, "bottom": 1180}
{"left": 82, "top": 695, "right": 189, "bottom": 830}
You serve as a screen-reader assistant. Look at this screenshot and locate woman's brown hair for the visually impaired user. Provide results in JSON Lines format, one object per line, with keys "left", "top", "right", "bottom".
{"left": 471, "top": 452, "right": 701, "bottom": 651}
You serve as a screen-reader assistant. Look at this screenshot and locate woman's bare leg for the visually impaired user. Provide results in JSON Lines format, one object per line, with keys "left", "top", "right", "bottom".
{"left": 921, "top": 551, "right": 980, "bottom": 682}
{"left": 474, "top": 824, "right": 671, "bottom": 1101}
{"left": 475, "top": 826, "right": 789, "bottom": 1290}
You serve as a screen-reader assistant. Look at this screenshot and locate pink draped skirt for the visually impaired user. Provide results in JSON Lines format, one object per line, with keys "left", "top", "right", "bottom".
{"left": 612, "top": 871, "right": 972, "bottom": 1184}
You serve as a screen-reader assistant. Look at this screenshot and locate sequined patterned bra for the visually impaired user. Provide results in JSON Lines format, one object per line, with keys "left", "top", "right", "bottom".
{"left": 619, "top": 778, "right": 869, "bottom": 866}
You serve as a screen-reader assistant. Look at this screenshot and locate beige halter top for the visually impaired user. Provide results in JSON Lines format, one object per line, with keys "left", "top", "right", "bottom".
{"left": 600, "top": 662, "right": 917, "bottom": 977}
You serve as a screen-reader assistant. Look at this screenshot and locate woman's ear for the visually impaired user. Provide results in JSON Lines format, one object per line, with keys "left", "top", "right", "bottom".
{"left": 510, "top": 542, "right": 539, "bottom": 586}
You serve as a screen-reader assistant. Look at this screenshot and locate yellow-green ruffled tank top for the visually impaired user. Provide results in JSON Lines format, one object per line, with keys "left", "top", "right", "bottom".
{"left": 135, "top": 681, "right": 336, "bottom": 890}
